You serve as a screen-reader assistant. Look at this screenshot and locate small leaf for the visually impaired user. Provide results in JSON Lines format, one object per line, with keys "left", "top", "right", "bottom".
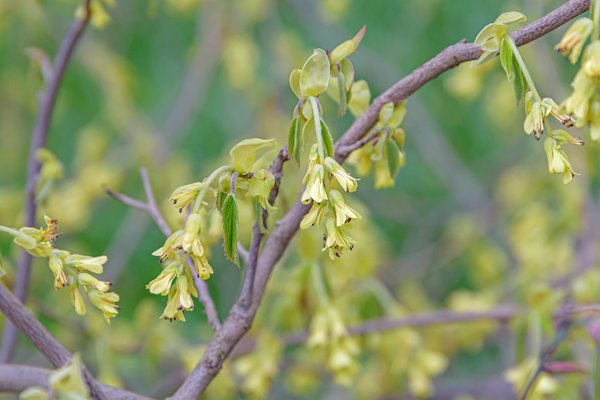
{"left": 387, "top": 138, "right": 401, "bottom": 177}
{"left": 221, "top": 193, "right": 239, "bottom": 265}
{"left": 288, "top": 117, "right": 301, "bottom": 161}
{"left": 289, "top": 69, "right": 302, "bottom": 99}
{"left": 512, "top": 54, "right": 528, "bottom": 103}
{"left": 348, "top": 80, "right": 371, "bottom": 116}
{"left": 495, "top": 11, "right": 527, "bottom": 26}
{"left": 255, "top": 199, "right": 268, "bottom": 234}
{"left": 320, "top": 120, "right": 335, "bottom": 158}
{"left": 216, "top": 190, "right": 228, "bottom": 211}
{"left": 499, "top": 38, "right": 514, "bottom": 82}
{"left": 300, "top": 49, "right": 330, "bottom": 97}
{"left": 337, "top": 71, "right": 347, "bottom": 116}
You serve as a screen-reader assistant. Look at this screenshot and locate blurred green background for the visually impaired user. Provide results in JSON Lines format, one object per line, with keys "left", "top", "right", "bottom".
{"left": 1, "top": 0, "right": 599, "bottom": 399}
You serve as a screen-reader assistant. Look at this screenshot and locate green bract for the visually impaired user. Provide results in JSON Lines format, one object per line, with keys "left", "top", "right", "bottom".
{"left": 474, "top": 11, "right": 526, "bottom": 64}
{"left": 298, "top": 49, "right": 331, "bottom": 98}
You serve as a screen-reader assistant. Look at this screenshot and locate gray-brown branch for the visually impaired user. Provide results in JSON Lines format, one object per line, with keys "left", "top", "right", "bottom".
{"left": 171, "top": 1, "right": 591, "bottom": 398}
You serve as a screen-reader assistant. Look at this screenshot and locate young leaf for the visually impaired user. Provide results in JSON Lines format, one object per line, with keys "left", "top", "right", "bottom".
{"left": 337, "top": 71, "right": 347, "bottom": 116}
{"left": 221, "top": 193, "right": 239, "bottom": 265}
{"left": 216, "top": 190, "right": 228, "bottom": 211}
{"left": 499, "top": 38, "right": 514, "bottom": 82}
{"left": 288, "top": 117, "right": 301, "bottom": 161}
{"left": 386, "top": 138, "right": 401, "bottom": 177}
{"left": 255, "top": 199, "right": 268, "bottom": 234}
{"left": 320, "top": 120, "right": 335, "bottom": 158}
{"left": 512, "top": 55, "right": 527, "bottom": 104}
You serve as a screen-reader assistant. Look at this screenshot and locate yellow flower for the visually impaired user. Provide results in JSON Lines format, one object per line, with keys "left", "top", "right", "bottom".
{"left": 169, "top": 182, "right": 206, "bottom": 212}
{"left": 160, "top": 271, "right": 198, "bottom": 322}
{"left": 564, "top": 69, "right": 595, "bottom": 123}
{"left": 584, "top": 40, "right": 600, "bottom": 79}
{"left": 301, "top": 164, "right": 328, "bottom": 204}
{"left": 48, "top": 253, "right": 68, "bottom": 289}
{"left": 182, "top": 213, "right": 202, "bottom": 253}
{"left": 77, "top": 272, "right": 110, "bottom": 292}
{"left": 555, "top": 18, "right": 593, "bottom": 63}
{"left": 147, "top": 259, "right": 179, "bottom": 295}
{"left": 87, "top": 289, "right": 120, "bottom": 322}
{"left": 190, "top": 250, "right": 214, "bottom": 280}
{"left": 324, "top": 157, "right": 358, "bottom": 192}
{"left": 65, "top": 254, "right": 107, "bottom": 274}
{"left": 12, "top": 215, "right": 59, "bottom": 257}
{"left": 248, "top": 169, "right": 275, "bottom": 210}
{"left": 152, "top": 230, "right": 185, "bottom": 261}
{"left": 328, "top": 190, "right": 361, "bottom": 227}
{"left": 544, "top": 137, "right": 578, "bottom": 184}
{"left": 523, "top": 101, "right": 545, "bottom": 139}
{"left": 300, "top": 201, "right": 327, "bottom": 230}
{"left": 323, "top": 218, "right": 356, "bottom": 259}
{"left": 69, "top": 287, "right": 86, "bottom": 316}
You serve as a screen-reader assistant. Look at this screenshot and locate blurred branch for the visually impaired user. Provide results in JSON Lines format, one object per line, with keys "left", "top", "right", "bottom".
{"left": 0, "top": 284, "right": 153, "bottom": 399}
{"left": 232, "top": 304, "right": 600, "bottom": 356}
{"left": 171, "top": 1, "right": 593, "bottom": 398}
{"left": 104, "top": 170, "right": 222, "bottom": 331}
{"left": 0, "top": 364, "right": 150, "bottom": 399}
{"left": 1, "top": 0, "right": 93, "bottom": 364}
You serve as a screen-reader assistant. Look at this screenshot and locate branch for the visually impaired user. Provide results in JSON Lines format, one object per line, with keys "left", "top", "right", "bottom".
{"left": 171, "top": 1, "right": 592, "bottom": 397}
{"left": 104, "top": 171, "right": 222, "bottom": 331}
{"left": 232, "top": 304, "right": 600, "bottom": 356}
{"left": 238, "top": 147, "right": 289, "bottom": 308}
{"left": 1, "top": 0, "right": 93, "bottom": 363}
{"left": 0, "top": 284, "right": 153, "bottom": 399}
{"left": 0, "top": 364, "right": 150, "bottom": 399}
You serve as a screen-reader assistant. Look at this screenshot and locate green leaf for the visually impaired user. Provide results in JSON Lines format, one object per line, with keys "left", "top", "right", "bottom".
{"left": 320, "top": 120, "right": 335, "bottom": 158}
{"left": 386, "top": 138, "right": 401, "bottom": 177}
{"left": 255, "top": 199, "right": 268, "bottom": 234}
{"left": 499, "top": 38, "right": 514, "bottom": 82}
{"left": 288, "top": 117, "right": 301, "bottom": 161}
{"left": 221, "top": 193, "right": 239, "bottom": 265}
{"left": 495, "top": 11, "right": 527, "bottom": 26}
{"left": 511, "top": 54, "right": 528, "bottom": 104}
{"left": 0, "top": 255, "right": 5, "bottom": 278}
{"left": 337, "top": 70, "right": 347, "bottom": 117}
{"left": 229, "top": 138, "right": 277, "bottom": 174}
{"left": 216, "top": 190, "right": 228, "bottom": 211}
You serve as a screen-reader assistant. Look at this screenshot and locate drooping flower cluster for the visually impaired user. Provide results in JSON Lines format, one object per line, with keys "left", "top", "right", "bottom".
{"left": 288, "top": 28, "right": 372, "bottom": 259}
{"left": 307, "top": 301, "right": 359, "bottom": 385}
{"left": 475, "top": 11, "right": 583, "bottom": 183}
{"left": 557, "top": 6, "right": 600, "bottom": 141}
{"left": 147, "top": 138, "right": 278, "bottom": 321}
{"left": 0, "top": 216, "right": 119, "bottom": 322}
{"left": 348, "top": 101, "right": 407, "bottom": 189}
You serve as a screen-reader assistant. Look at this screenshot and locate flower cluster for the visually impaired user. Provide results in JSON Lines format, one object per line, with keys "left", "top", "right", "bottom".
{"left": 147, "top": 138, "right": 278, "bottom": 321}
{"left": 475, "top": 11, "right": 583, "bottom": 183}
{"left": 288, "top": 28, "right": 372, "bottom": 259}
{"left": 307, "top": 303, "right": 359, "bottom": 385}
{"left": 557, "top": 8, "right": 600, "bottom": 141}
{"left": 0, "top": 216, "right": 119, "bottom": 322}
{"left": 348, "top": 101, "right": 407, "bottom": 189}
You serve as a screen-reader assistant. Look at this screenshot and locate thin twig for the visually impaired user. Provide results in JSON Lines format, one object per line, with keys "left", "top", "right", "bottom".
{"left": 172, "top": 2, "right": 592, "bottom": 398}
{"left": 238, "top": 148, "right": 289, "bottom": 308}
{"left": 237, "top": 243, "right": 250, "bottom": 265}
{"left": 102, "top": 185, "right": 149, "bottom": 212}
{"left": 1, "top": 0, "right": 93, "bottom": 364}
{"left": 140, "top": 168, "right": 172, "bottom": 237}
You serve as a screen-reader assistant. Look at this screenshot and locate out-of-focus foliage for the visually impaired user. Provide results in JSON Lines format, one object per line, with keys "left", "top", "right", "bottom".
{"left": 2, "top": 0, "right": 600, "bottom": 399}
